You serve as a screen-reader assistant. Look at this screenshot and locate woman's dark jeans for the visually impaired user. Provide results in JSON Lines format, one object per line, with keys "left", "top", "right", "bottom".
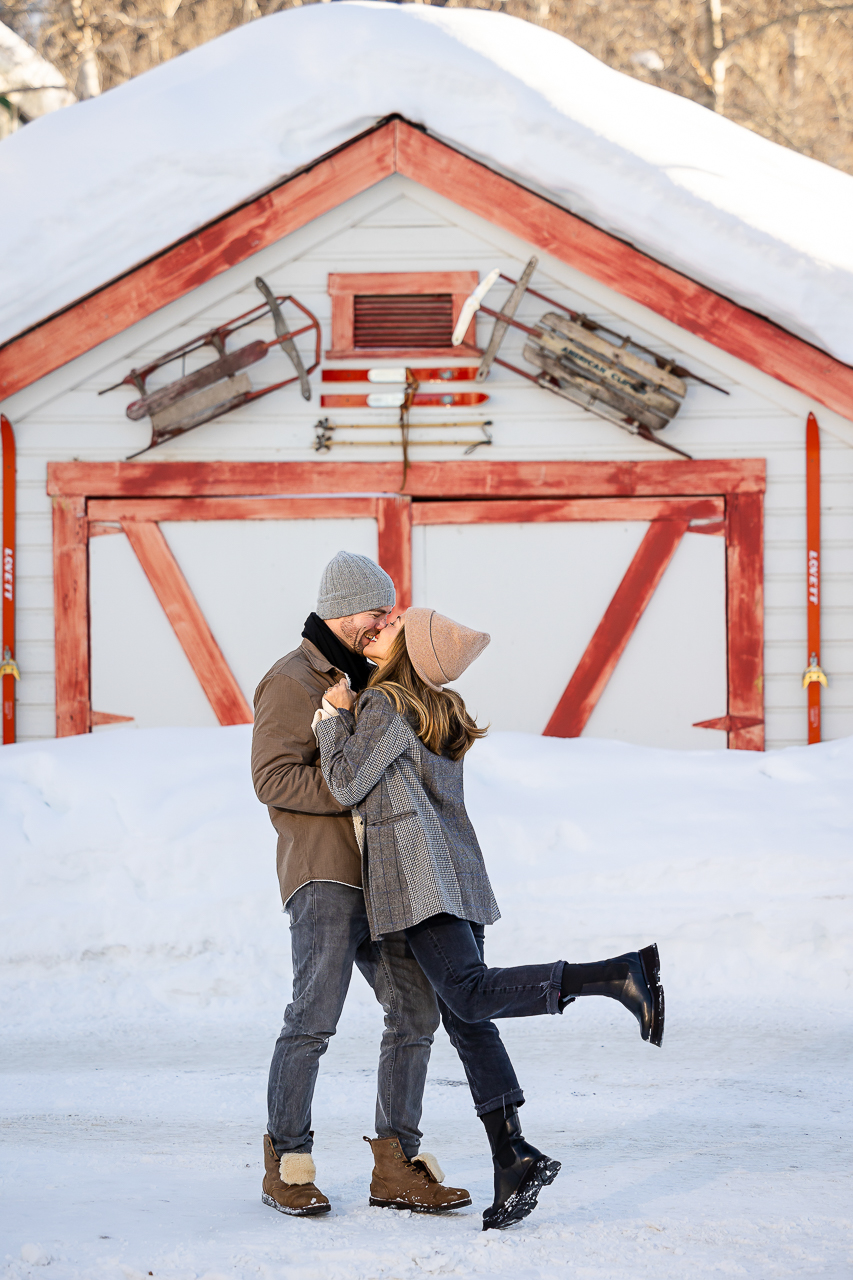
{"left": 404, "top": 914, "right": 564, "bottom": 1117}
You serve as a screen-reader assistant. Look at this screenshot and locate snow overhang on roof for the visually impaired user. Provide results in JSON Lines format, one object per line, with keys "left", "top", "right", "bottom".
{"left": 1, "top": 1, "right": 852, "bottom": 370}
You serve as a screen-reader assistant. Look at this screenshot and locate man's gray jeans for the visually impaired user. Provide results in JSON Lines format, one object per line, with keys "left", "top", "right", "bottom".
{"left": 268, "top": 881, "right": 440, "bottom": 1159}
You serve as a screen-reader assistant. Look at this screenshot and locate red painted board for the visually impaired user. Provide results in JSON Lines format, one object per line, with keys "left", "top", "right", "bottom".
{"left": 88, "top": 497, "right": 378, "bottom": 523}
{"left": 377, "top": 496, "right": 412, "bottom": 613}
{"left": 412, "top": 497, "right": 724, "bottom": 525}
{"left": 725, "top": 491, "right": 764, "bottom": 750}
{"left": 121, "top": 520, "right": 253, "bottom": 726}
{"left": 544, "top": 520, "right": 688, "bottom": 738}
{"left": 693, "top": 715, "right": 763, "bottom": 731}
{"left": 48, "top": 459, "right": 766, "bottom": 500}
{"left": 53, "top": 495, "right": 90, "bottom": 737}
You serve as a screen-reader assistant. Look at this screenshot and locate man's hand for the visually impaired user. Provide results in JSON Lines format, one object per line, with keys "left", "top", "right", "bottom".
{"left": 325, "top": 678, "right": 356, "bottom": 711}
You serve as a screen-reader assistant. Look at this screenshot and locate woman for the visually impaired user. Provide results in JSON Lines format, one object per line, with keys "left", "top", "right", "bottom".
{"left": 314, "top": 608, "right": 664, "bottom": 1230}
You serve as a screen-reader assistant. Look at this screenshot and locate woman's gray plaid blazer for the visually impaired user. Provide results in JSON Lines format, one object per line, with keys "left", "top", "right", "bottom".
{"left": 315, "top": 688, "right": 500, "bottom": 940}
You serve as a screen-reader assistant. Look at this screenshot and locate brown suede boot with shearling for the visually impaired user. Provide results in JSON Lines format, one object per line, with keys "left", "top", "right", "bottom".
{"left": 262, "top": 1135, "right": 331, "bottom": 1216}
{"left": 364, "top": 1135, "right": 472, "bottom": 1213}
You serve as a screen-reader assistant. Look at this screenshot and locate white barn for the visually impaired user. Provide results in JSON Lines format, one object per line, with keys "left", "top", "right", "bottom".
{"left": 1, "top": 2, "right": 852, "bottom": 752}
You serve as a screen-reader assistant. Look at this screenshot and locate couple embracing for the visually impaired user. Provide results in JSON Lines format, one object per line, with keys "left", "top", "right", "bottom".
{"left": 252, "top": 551, "right": 664, "bottom": 1231}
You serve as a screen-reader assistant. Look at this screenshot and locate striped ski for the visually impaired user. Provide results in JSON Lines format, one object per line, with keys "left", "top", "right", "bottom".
{"left": 321, "top": 391, "right": 488, "bottom": 409}
{"left": 322, "top": 367, "right": 479, "bottom": 383}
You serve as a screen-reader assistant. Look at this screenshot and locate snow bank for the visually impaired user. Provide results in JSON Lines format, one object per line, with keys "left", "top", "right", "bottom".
{"left": 1, "top": 726, "right": 850, "bottom": 1034}
{"left": 2, "top": 3, "right": 853, "bottom": 366}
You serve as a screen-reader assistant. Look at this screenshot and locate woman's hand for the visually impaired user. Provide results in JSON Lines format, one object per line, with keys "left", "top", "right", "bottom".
{"left": 324, "top": 678, "right": 355, "bottom": 711}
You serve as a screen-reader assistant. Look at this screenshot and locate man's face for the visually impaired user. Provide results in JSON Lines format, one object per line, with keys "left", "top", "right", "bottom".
{"left": 330, "top": 608, "right": 394, "bottom": 654}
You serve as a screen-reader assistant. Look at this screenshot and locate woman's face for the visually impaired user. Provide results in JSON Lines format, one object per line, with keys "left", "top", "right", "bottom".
{"left": 363, "top": 614, "right": 404, "bottom": 666}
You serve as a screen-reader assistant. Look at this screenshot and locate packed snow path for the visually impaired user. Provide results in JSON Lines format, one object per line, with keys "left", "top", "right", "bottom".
{"left": 3, "top": 1012, "right": 851, "bottom": 1279}
{"left": 1, "top": 727, "right": 851, "bottom": 1278}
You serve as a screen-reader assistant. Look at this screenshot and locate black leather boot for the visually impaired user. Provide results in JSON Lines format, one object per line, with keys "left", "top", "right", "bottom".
{"left": 480, "top": 1106, "right": 561, "bottom": 1231}
{"left": 560, "top": 942, "right": 664, "bottom": 1046}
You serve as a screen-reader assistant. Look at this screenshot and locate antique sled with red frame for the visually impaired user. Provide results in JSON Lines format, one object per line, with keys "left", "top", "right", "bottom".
{"left": 101, "top": 277, "right": 321, "bottom": 457}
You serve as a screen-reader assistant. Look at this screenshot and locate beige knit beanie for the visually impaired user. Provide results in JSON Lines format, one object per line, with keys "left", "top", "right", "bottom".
{"left": 403, "top": 608, "right": 490, "bottom": 691}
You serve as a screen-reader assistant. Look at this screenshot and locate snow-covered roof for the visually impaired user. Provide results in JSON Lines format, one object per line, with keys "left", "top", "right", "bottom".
{"left": 1, "top": 2, "right": 852, "bottom": 366}
{"left": 0, "top": 21, "right": 75, "bottom": 121}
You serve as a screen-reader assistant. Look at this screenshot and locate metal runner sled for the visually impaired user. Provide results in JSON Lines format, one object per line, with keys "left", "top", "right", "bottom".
{"left": 452, "top": 258, "right": 727, "bottom": 458}
{"left": 101, "top": 277, "right": 321, "bottom": 457}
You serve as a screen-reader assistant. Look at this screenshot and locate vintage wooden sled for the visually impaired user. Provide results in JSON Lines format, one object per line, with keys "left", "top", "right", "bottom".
{"left": 452, "top": 258, "right": 727, "bottom": 458}
{"left": 101, "top": 277, "right": 321, "bottom": 457}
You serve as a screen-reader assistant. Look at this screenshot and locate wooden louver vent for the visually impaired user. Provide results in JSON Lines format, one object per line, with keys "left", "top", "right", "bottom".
{"left": 352, "top": 293, "right": 454, "bottom": 349}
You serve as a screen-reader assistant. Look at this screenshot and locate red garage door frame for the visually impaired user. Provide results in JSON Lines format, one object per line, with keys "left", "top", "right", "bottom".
{"left": 48, "top": 458, "right": 765, "bottom": 749}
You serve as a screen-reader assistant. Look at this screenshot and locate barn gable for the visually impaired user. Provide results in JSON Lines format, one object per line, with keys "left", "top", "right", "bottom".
{"left": 4, "top": 156, "right": 851, "bottom": 750}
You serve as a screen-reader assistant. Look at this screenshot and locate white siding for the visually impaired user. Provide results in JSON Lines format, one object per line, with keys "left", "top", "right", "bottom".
{"left": 3, "top": 174, "right": 851, "bottom": 747}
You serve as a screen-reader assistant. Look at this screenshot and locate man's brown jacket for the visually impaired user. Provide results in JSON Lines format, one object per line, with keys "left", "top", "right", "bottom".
{"left": 252, "top": 638, "right": 361, "bottom": 906}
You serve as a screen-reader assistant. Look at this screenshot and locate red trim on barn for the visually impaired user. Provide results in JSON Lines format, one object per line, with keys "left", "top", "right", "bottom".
{"left": 120, "top": 519, "right": 253, "bottom": 726}
{"left": 377, "top": 496, "right": 413, "bottom": 613}
{"left": 52, "top": 494, "right": 90, "bottom": 737}
{"left": 47, "top": 459, "right": 766, "bottom": 498}
{"left": 3, "top": 120, "right": 852, "bottom": 420}
{"left": 49, "top": 459, "right": 764, "bottom": 749}
{"left": 89, "top": 497, "right": 381, "bottom": 522}
{"left": 544, "top": 519, "right": 689, "bottom": 738}
{"left": 411, "top": 497, "right": 725, "bottom": 525}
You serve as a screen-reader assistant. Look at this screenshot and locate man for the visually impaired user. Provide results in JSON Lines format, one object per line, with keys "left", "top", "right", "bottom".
{"left": 252, "top": 550, "right": 471, "bottom": 1216}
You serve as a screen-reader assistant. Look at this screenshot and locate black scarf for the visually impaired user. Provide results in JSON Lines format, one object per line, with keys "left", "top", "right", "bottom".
{"left": 302, "top": 612, "right": 373, "bottom": 693}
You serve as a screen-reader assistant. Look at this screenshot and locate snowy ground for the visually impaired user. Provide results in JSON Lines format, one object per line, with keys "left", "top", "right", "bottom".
{"left": 2, "top": 727, "right": 852, "bottom": 1278}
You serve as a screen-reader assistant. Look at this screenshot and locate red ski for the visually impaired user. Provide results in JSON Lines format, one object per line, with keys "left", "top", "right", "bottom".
{"left": 321, "top": 391, "right": 489, "bottom": 409}
{"left": 1, "top": 414, "right": 18, "bottom": 744}
{"left": 803, "top": 411, "right": 827, "bottom": 742}
{"left": 322, "top": 367, "right": 479, "bottom": 383}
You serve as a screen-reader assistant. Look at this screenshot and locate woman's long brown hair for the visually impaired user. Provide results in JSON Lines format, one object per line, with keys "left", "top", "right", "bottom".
{"left": 359, "top": 626, "right": 487, "bottom": 760}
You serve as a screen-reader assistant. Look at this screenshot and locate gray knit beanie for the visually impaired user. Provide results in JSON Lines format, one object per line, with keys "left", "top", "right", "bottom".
{"left": 316, "top": 551, "right": 396, "bottom": 620}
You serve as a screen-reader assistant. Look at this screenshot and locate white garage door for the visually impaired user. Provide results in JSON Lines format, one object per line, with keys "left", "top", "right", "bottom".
{"left": 89, "top": 518, "right": 378, "bottom": 728}
{"left": 89, "top": 509, "right": 727, "bottom": 748}
{"left": 412, "top": 520, "right": 727, "bottom": 750}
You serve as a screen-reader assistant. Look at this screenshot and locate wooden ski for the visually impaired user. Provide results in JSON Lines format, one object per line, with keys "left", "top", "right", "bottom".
{"left": 803, "top": 411, "right": 827, "bottom": 743}
{"left": 475, "top": 256, "right": 538, "bottom": 383}
{"left": 1, "top": 414, "right": 18, "bottom": 744}
{"left": 321, "top": 391, "right": 489, "bottom": 409}
{"left": 322, "top": 367, "right": 479, "bottom": 383}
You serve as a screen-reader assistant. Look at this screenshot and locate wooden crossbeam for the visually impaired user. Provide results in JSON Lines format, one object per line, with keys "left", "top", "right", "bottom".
{"left": 412, "top": 496, "right": 724, "bottom": 525}
{"left": 377, "top": 496, "right": 413, "bottom": 613}
{"left": 121, "top": 520, "right": 253, "bottom": 726}
{"left": 544, "top": 520, "right": 689, "bottom": 738}
{"left": 88, "top": 497, "right": 379, "bottom": 523}
{"left": 48, "top": 459, "right": 766, "bottom": 499}
{"left": 53, "top": 495, "right": 90, "bottom": 737}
